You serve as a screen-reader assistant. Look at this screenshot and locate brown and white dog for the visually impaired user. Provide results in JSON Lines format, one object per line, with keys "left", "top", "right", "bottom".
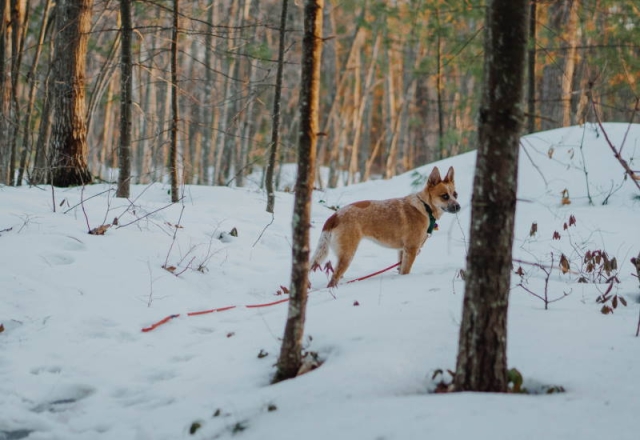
{"left": 310, "top": 166, "right": 460, "bottom": 287}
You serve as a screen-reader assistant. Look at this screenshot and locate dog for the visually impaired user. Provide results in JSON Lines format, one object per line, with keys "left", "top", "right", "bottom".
{"left": 310, "top": 166, "right": 460, "bottom": 287}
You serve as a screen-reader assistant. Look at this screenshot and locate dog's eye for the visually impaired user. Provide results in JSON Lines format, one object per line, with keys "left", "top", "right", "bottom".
{"left": 441, "top": 194, "right": 449, "bottom": 200}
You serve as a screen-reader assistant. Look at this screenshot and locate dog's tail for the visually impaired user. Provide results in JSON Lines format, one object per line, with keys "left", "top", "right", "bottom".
{"left": 310, "top": 213, "right": 337, "bottom": 269}
{"left": 310, "top": 230, "right": 331, "bottom": 269}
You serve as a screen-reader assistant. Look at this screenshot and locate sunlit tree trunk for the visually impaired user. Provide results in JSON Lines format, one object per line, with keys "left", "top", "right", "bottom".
{"left": 454, "top": 0, "right": 528, "bottom": 393}
{"left": 49, "top": 0, "right": 93, "bottom": 187}
{"left": 274, "top": 0, "right": 323, "bottom": 384}
{"left": 561, "top": 0, "right": 579, "bottom": 127}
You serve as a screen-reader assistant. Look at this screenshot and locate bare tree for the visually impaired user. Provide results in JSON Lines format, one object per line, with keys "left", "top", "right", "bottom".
{"left": 117, "top": 0, "right": 133, "bottom": 198}
{"left": 453, "top": 0, "right": 529, "bottom": 393}
{"left": 265, "top": 0, "right": 288, "bottom": 213}
{"left": 49, "top": 0, "right": 93, "bottom": 187}
{"left": 273, "top": 0, "right": 323, "bottom": 384}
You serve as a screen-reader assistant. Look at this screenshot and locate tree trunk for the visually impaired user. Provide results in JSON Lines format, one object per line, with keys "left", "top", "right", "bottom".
{"left": 273, "top": 0, "right": 323, "bottom": 384}
{"left": 1, "top": 0, "right": 12, "bottom": 184}
{"left": 265, "top": 0, "right": 288, "bottom": 213}
{"left": 49, "top": 0, "right": 93, "bottom": 187}
{"left": 169, "top": 0, "right": 180, "bottom": 202}
{"left": 561, "top": 0, "right": 579, "bottom": 127}
{"left": 526, "top": 0, "right": 536, "bottom": 133}
{"left": 453, "top": 0, "right": 528, "bottom": 393}
{"left": 117, "top": 0, "right": 133, "bottom": 198}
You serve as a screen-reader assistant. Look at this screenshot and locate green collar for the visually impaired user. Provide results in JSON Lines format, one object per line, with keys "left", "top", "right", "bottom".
{"left": 419, "top": 198, "right": 438, "bottom": 234}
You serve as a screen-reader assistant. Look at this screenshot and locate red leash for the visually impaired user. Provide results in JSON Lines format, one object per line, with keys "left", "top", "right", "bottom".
{"left": 141, "top": 262, "right": 400, "bottom": 333}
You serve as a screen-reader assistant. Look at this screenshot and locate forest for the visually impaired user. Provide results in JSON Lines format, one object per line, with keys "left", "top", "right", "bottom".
{"left": 1, "top": 0, "right": 639, "bottom": 190}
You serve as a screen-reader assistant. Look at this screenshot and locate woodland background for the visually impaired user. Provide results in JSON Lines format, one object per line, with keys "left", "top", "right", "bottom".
{"left": 1, "top": 0, "right": 639, "bottom": 189}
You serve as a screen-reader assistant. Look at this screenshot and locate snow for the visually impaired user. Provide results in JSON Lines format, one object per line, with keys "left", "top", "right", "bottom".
{"left": 1, "top": 123, "right": 639, "bottom": 440}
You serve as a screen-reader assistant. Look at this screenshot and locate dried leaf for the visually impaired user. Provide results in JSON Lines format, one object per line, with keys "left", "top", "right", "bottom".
{"left": 0, "top": 323, "right": 4, "bottom": 333}
{"left": 230, "top": 227, "right": 238, "bottom": 237}
{"left": 563, "top": 222, "right": 568, "bottom": 231}
{"left": 280, "top": 285, "right": 289, "bottom": 294}
{"left": 515, "top": 266, "right": 525, "bottom": 277}
{"left": 164, "top": 265, "right": 177, "bottom": 273}
{"left": 89, "top": 224, "right": 111, "bottom": 235}
{"left": 226, "top": 332, "right": 235, "bottom": 338}
{"left": 257, "top": 349, "right": 268, "bottom": 359}
{"left": 569, "top": 215, "right": 576, "bottom": 226}
{"left": 612, "top": 296, "right": 618, "bottom": 309}
{"left": 559, "top": 254, "right": 570, "bottom": 274}
{"left": 561, "top": 189, "right": 571, "bottom": 205}
{"left": 547, "top": 147, "right": 555, "bottom": 158}
{"left": 553, "top": 231, "right": 561, "bottom": 240}
{"left": 619, "top": 297, "right": 627, "bottom": 307}
{"left": 353, "top": 300, "right": 360, "bottom": 306}
{"left": 600, "top": 305, "right": 612, "bottom": 315}
{"left": 529, "top": 222, "right": 538, "bottom": 237}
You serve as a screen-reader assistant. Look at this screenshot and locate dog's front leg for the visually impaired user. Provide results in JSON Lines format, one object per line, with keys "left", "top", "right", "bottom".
{"left": 399, "top": 247, "right": 419, "bottom": 274}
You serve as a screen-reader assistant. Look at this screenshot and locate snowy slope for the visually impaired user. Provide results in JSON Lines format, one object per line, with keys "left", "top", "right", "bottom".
{"left": 0, "top": 123, "right": 639, "bottom": 440}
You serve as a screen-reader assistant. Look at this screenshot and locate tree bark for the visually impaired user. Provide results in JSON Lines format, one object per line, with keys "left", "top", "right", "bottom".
{"left": 454, "top": 0, "right": 528, "bottom": 393}
{"left": 117, "top": 0, "right": 133, "bottom": 198}
{"left": 265, "top": 0, "right": 288, "bottom": 213}
{"left": 526, "top": 0, "right": 536, "bottom": 133}
{"left": 273, "top": 0, "right": 323, "bottom": 384}
{"left": 169, "top": 0, "right": 180, "bottom": 202}
{"left": 49, "top": 0, "right": 93, "bottom": 187}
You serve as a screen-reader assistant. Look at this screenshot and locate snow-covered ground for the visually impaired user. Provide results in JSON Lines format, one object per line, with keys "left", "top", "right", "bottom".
{"left": 1, "top": 123, "right": 639, "bottom": 440}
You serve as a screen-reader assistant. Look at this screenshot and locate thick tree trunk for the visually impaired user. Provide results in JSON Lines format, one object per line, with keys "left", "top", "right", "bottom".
{"left": 49, "top": 0, "right": 93, "bottom": 187}
{"left": 454, "top": 0, "right": 528, "bottom": 393}
{"left": 117, "top": 0, "right": 133, "bottom": 198}
{"left": 265, "top": 0, "right": 288, "bottom": 213}
{"left": 273, "top": 0, "right": 323, "bottom": 384}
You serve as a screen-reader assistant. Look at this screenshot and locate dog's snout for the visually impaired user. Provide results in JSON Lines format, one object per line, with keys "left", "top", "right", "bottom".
{"left": 448, "top": 202, "right": 461, "bottom": 213}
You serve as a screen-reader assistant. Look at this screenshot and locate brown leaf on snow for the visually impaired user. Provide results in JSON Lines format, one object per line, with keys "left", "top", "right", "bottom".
{"left": 0, "top": 323, "right": 4, "bottom": 333}
{"left": 89, "top": 224, "right": 111, "bottom": 235}
{"left": 529, "top": 222, "right": 538, "bottom": 237}
{"left": 559, "top": 254, "right": 570, "bottom": 274}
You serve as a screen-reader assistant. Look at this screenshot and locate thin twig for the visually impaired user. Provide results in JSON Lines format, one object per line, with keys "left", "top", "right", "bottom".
{"left": 520, "top": 140, "right": 548, "bottom": 186}
{"left": 116, "top": 198, "right": 183, "bottom": 229}
{"left": 618, "top": 97, "right": 639, "bottom": 157}
{"left": 80, "top": 186, "right": 91, "bottom": 233}
{"left": 163, "top": 203, "right": 186, "bottom": 269}
{"left": 64, "top": 188, "right": 114, "bottom": 214}
{"left": 253, "top": 214, "right": 275, "bottom": 248}
{"left": 590, "top": 95, "right": 640, "bottom": 192}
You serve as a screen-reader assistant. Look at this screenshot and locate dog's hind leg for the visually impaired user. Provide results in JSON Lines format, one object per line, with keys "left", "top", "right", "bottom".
{"left": 327, "top": 236, "right": 358, "bottom": 287}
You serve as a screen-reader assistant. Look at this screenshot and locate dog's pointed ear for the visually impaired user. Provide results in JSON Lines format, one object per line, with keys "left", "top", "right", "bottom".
{"left": 443, "top": 166, "right": 455, "bottom": 183}
{"left": 427, "top": 167, "right": 442, "bottom": 187}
